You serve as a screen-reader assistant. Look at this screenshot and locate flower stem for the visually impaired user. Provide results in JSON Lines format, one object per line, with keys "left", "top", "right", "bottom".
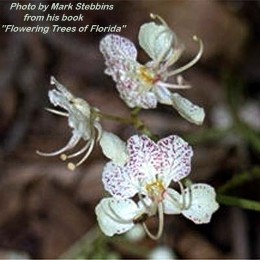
{"left": 97, "top": 111, "right": 133, "bottom": 125}
{"left": 98, "top": 110, "right": 157, "bottom": 140}
{"left": 217, "top": 194, "right": 260, "bottom": 212}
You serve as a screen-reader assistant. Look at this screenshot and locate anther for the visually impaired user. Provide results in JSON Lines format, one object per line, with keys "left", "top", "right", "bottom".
{"left": 68, "top": 162, "right": 76, "bottom": 171}
{"left": 60, "top": 154, "right": 67, "bottom": 161}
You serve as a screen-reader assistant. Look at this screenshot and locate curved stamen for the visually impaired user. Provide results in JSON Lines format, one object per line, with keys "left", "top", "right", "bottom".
{"left": 157, "top": 81, "right": 191, "bottom": 90}
{"left": 178, "top": 181, "right": 186, "bottom": 210}
{"left": 95, "top": 122, "right": 103, "bottom": 142}
{"left": 67, "top": 139, "right": 95, "bottom": 170}
{"left": 36, "top": 133, "right": 81, "bottom": 157}
{"left": 166, "top": 36, "right": 204, "bottom": 77}
{"left": 60, "top": 140, "right": 92, "bottom": 160}
{"left": 150, "top": 13, "right": 168, "bottom": 27}
{"left": 162, "top": 43, "right": 185, "bottom": 70}
{"left": 142, "top": 202, "right": 164, "bottom": 240}
{"left": 45, "top": 108, "right": 68, "bottom": 117}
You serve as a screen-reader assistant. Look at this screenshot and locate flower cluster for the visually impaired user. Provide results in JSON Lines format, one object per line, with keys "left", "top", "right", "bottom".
{"left": 38, "top": 13, "right": 219, "bottom": 241}
{"left": 95, "top": 135, "right": 219, "bottom": 238}
{"left": 100, "top": 13, "right": 205, "bottom": 125}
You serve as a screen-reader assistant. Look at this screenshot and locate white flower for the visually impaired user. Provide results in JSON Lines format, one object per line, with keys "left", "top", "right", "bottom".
{"left": 96, "top": 135, "right": 219, "bottom": 239}
{"left": 37, "top": 76, "right": 102, "bottom": 170}
{"left": 100, "top": 13, "right": 205, "bottom": 125}
{"left": 102, "top": 135, "right": 193, "bottom": 200}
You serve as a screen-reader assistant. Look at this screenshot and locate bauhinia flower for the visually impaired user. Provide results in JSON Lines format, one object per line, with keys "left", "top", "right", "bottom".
{"left": 95, "top": 135, "right": 219, "bottom": 239}
{"left": 100, "top": 13, "right": 205, "bottom": 125}
{"left": 36, "top": 76, "right": 102, "bottom": 170}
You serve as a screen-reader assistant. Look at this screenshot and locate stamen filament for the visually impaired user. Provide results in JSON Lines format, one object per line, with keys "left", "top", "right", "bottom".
{"left": 67, "top": 139, "right": 95, "bottom": 170}
{"left": 157, "top": 81, "right": 191, "bottom": 90}
{"left": 63, "top": 140, "right": 92, "bottom": 160}
{"left": 178, "top": 181, "right": 186, "bottom": 209}
{"left": 150, "top": 13, "right": 168, "bottom": 27}
{"left": 45, "top": 108, "right": 68, "bottom": 117}
{"left": 142, "top": 202, "right": 164, "bottom": 240}
{"left": 36, "top": 133, "right": 81, "bottom": 157}
{"left": 166, "top": 36, "right": 204, "bottom": 77}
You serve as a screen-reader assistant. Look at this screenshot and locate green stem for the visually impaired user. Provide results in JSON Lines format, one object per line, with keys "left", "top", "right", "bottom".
{"left": 97, "top": 111, "right": 133, "bottom": 125}
{"left": 184, "top": 127, "right": 231, "bottom": 145}
{"left": 98, "top": 111, "right": 157, "bottom": 140}
{"left": 218, "top": 166, "right": 260, "bottom": 194}
{"left": 131, "top": 107, "right": 142, "bottom": 117}
{"left": 217, "top": 194, "right": 260, "bottom": 212}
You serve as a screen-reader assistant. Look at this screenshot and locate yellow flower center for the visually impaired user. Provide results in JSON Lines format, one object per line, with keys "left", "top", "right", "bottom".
{"left": 137, "top": 66, "right": 157, "bottom": 86}
{"left": 146, "top": 180, "right": 165, "bottom": 202}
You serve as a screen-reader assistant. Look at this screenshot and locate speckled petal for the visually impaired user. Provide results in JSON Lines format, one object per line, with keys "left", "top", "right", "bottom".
{"left": 117, "top": 79, "right": 158, "bottom": 109}
{"left": 182, "top": 184, "right": 219, "bottom": 224}
{"left": 100, "top": 34, "right": 137, "bottom": 61}
{"left": 102, "top": 162, "right": 137, "bottom": 199}
{"left": 158, "top": 135, "right": 193, "bottom": 185}
{"left": 127, "top": 135, "right": 162, "bottom": 184}
{"left": 95, "top": 198, "right": 142, "bottom": 236}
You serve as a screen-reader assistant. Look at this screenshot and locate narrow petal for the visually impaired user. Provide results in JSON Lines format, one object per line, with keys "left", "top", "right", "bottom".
{"left": 102, "top": 162, "right": 138, "bottom": 199}
{"left": 99, "top": 131, "right": 129, "bottom": 166}
{"left": 127, "top": 135, "right": 162, "bottom": 184}
{"left": 154, "top": 84, "right": 173, "bottom": 105}
{"left": 181, "top": 184, "right": 219, "bottom": 224}
{"left": 95, "top": 198, "right": 141, "bottom": 236}
{"left": 158, "top": 135, "right": 193, "bottom": 184}
{"left": 163, "top": 188, "right": 182, "bottom": 214}
{"left": 138, "top": 22, "right": 174, "bottom": 62}
{"left": 48, "top": 89, "right": 71, "bottom": 111}
{"left": 172, "top": 93, "right": 205, "bottom": 125}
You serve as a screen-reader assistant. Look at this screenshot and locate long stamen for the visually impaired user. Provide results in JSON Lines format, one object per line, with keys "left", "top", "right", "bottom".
{"left": 178, "top": 181, "right": 186, "bottom": 209}
{"left": 166, "top": 36, "right": 204, "bottom": 77}
{"left": 45, "top": 108, "right": 68, "bottom": 117}
{"left": 36, "top": 133, "right": 81, "bottom": 157}
{"left": 163, "top": 43, "right": 185, "bottom": 69}
{"left": 60, "top": 141, "right": 91, "bottom": 160}
{"left": 157, "top": 81, "right": 191, "bottom": 90}
{"left": 67, "top": 139, "right": 95, "bottom": 170}
{"left": 150, "top": 13, "right": 168, "bottom": 27}
{"left": 142, "top": 202, "right": 164, "bottom": 240}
